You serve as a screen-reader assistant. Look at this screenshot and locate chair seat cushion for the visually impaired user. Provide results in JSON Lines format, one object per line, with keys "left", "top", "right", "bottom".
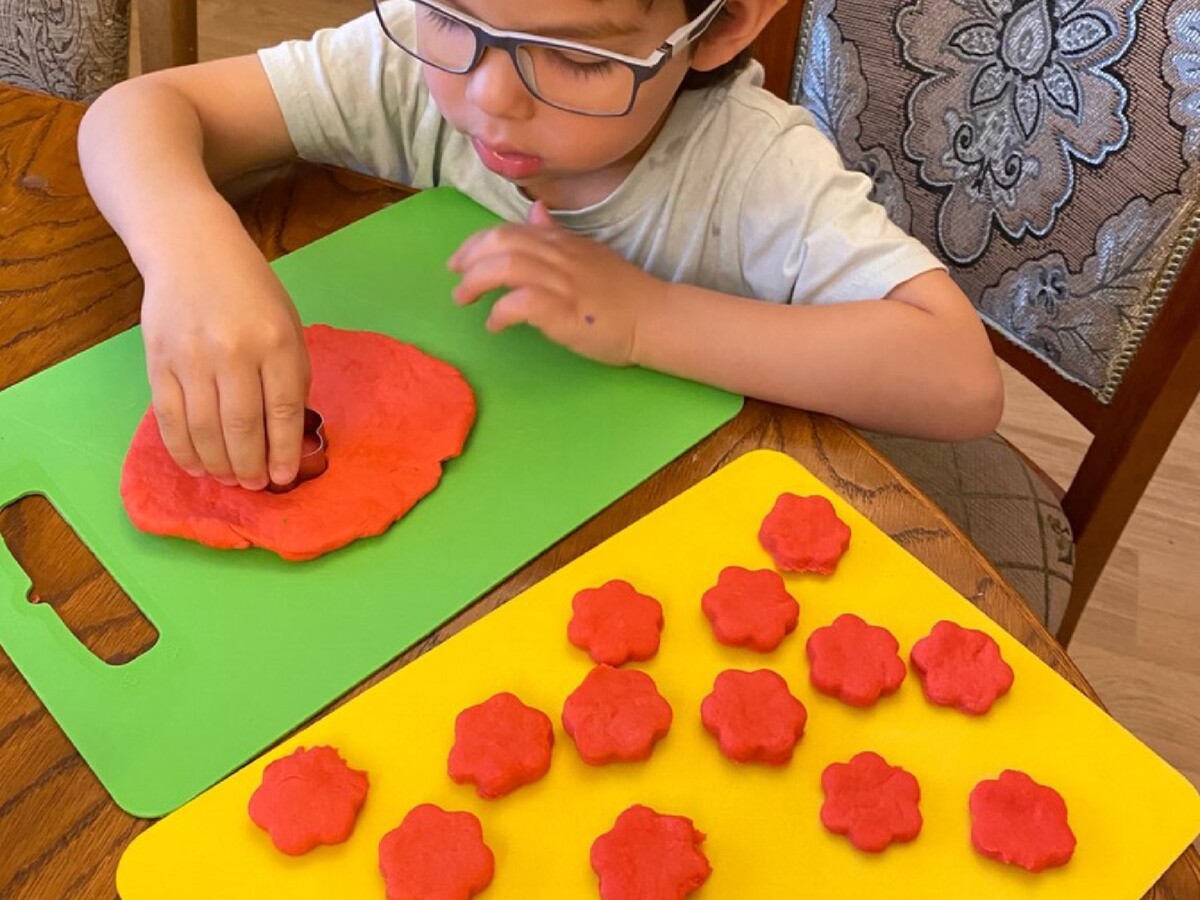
{"left": 860, "top": 432, "right": 1074, "bottom": 633}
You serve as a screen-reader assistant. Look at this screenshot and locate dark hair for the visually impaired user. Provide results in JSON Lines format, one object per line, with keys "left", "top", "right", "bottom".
{"left": 680, "top": 0, "right": 753, "bottom": 90}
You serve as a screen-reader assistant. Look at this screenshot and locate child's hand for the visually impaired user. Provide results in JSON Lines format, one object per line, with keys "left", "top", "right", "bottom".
{"left": 448, "top": 201, "right": 665, "bottom": 366}
{"left": 139, "top": 225, "right": 310, "bottom": 491}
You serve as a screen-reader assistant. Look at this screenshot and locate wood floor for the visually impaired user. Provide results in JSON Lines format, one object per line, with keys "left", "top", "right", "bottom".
{"left": 135, "top": 0, "right": 1200, "bottom": 807}
{"left": 999, "top": 368, "right": 1200, "bottom": 795}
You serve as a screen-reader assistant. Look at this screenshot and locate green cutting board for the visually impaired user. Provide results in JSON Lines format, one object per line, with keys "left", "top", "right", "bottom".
{"left": 0, "top": 188, "right": 742, "bottom": 817}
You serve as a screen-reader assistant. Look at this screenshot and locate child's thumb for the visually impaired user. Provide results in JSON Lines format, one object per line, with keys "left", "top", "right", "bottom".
{"left": 527, "top": 200, "right": 558, "bottom": 229}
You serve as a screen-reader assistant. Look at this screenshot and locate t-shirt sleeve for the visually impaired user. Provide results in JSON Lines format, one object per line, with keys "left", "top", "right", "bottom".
{"left": 738, "top": 123, "right": 944, "bottom": 305}
{"left": 256, "top": 7, "right": 436, "bottom": 185}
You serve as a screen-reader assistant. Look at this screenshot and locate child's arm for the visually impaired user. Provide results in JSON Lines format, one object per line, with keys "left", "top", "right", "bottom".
{"left": 450, "top": 203, "right": 1003, "bottom": 441}
{"left": 633, "top": 270, "right": 1003, "bottom": 440}
{"left": 78, "top": 56, "right": 309, "bottom": 490}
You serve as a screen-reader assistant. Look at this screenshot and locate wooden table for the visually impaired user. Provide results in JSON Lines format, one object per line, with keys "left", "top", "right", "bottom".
{"left": 1, "top": 83, "right": 1196, "bottom": 899}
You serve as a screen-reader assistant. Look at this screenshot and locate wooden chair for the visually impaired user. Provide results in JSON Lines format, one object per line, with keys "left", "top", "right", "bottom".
{"left": 0, "top": 0, "right": 197, "bottom": 102}
{"left": 753, "top": 0, "right": 1200, "bottom": 645}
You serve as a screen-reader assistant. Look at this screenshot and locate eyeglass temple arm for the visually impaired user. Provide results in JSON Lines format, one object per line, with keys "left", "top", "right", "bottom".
{"left": 664, "top": 0, "right": 728, "bottom": 54}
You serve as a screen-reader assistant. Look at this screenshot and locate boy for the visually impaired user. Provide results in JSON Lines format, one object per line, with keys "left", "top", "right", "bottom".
{"left": 78, "top": 0, "right": 1003, "bottom": 492}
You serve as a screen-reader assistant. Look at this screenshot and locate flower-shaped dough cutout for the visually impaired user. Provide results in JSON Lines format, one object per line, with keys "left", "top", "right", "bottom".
{"left": 568, "top": 580, "right": 664, "bottom": 665}
{"left": 970, "top": 770, "right": 1076, "bottom": 872}
{"left": 248, "top": 745, "right": 369, "bottom": 856}
{"left": 820, "top": 751, "right": 923, "bottom": 852}
{"left": 378, "top": 804, "right": 495, "bottom": 900}
{"left": 758, "top": 493, "right": 851, "bottom": 575}
{"left": 700, "top": 669, "right": 808, "bottom": 764}
{"left": 701, "top": 566, "right": 800, "bottom": 652}
{"left": 562, "top": 665, "right": 673, "bottom": 765}
{"left": 590, "top": 805, "right": 711, "bottom": 900}
{"left": 448, "top": 692, "right": 554, "bottom": 799}
{"left": 806, "top": 613, "right": 907, "bottom": 706}
{"left": 911, "top": 620, "right": 1014, "bottom": 715}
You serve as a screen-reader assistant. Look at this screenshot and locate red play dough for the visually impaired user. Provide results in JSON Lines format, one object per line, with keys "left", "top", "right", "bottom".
{"left": 806, "top": 613, "right": 907, "bottom": 706}
{"left": 910, "top": 620, "right": 1014, "bottom": 715}
{"left": 970, "top": 770, "right": 1076, "bottom": 872}
{"left": 701, "top": 566, "right": 799, "bottom": 652}
{"left": 590, "top": 805, "right": 711, "bottom": 900}
{"left": 121, "top": 324, "right": 476, "bottom": 561}
{"left": 700, "top": 669, "right": 807, "bottom": 764}
{"left": 448, "top": 692, "right": 554, "bottom": 799}
{"left": 758, "top": 493, "right": 852, "bottom": 575}
{"left": 568, "top": 580, "right": 663, "bottom": 666}
{"left": 247, "top": 745, "right": 369, "bottom": 856}
{"left": 562, "top": 665, "right": 673, "bottom": 765}
{"left": 378, "top": 804, "right": 495, "bottom": 900}
{"left": 820, "top": 751, "right": 922, "bottom": 852}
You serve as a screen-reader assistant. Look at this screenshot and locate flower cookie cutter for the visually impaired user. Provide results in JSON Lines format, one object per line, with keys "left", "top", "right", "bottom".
{"left": 267, "top": 408, "right": 328, "bottom": 493}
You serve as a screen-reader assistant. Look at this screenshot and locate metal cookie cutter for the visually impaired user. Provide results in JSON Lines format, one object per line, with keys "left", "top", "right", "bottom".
{"left": 267, "top": 408, "right": 329, "bottom": 493}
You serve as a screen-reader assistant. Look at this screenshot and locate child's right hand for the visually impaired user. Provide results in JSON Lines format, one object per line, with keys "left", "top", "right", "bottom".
{"left": 139, "top": 228, "right": 311, "bottom": 491}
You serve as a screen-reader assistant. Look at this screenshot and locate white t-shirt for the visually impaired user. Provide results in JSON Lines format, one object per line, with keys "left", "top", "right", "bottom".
{"left": 258, "top": 8, "right": 941, "bottom": 305}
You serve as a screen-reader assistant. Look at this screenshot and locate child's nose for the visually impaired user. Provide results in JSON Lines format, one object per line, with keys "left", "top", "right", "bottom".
{"left": 465, "top": 47, "right": 536, "bottom": 120}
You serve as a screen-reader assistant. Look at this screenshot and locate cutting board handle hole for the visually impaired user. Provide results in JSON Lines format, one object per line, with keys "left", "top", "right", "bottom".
{"left": 0, "top": 494, "right": 158, "bottom": 666}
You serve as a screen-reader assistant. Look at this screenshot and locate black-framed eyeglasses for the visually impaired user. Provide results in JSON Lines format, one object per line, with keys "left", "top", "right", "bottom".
{"left": 372, "top": 0, "right": 727, "bottom": 116}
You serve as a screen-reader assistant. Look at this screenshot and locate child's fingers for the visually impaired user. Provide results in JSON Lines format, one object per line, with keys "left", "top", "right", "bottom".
{"left": 527, "top": 200, "right": 559, "bottom": 229}
{"left": 485, "top": 287, "right": 552, "bottom": 333}
{"left": 487, "top": 289, "right": 584, "bottom": 344}
{"left": 486, "top": 285, "right": 630, "bottom": 365}
{"left": 450, "top": 223, "right": 563, "bottom": 274}
{"left": 182, "top": 378, "right": 238, "bottom": 487}
{"left": 261, "top": 347, "right": 311, "bottom": 488}
{"left": 449, "top": 224, "right": 528, "bottom": 270}
{"left": 150, "top": 370, "right": 204, "bottom": 478}
{"left": 453, "top": 248, "right": 569, "bottom": 306}
{"left": 217, "top": 367, "right": 271, "bottom": 491}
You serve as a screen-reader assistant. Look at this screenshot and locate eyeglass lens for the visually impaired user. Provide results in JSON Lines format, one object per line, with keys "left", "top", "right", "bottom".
{"left": 377, "top": 0, "right": 640, "bottom": 115}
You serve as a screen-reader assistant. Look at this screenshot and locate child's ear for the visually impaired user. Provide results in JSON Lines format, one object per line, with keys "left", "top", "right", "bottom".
{"left": 690, "top": 0, "right": 788, "bottom": 73}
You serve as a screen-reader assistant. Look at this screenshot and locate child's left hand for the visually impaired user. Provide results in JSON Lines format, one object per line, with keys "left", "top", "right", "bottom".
{"left": 448, "top": 201, "right": 665, "bottom": 366}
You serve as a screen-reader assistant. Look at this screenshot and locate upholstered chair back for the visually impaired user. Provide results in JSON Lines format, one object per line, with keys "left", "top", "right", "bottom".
{"left": 790, "top": 0, "right": 1199, "bottom": 404}
{"left": 0, "top": 0, "right": 132, "bottom": 102}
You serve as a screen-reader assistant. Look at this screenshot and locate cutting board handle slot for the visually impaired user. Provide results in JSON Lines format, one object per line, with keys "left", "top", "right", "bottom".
{"left": 0, "top": 494, "right": 158, "bottom": 666}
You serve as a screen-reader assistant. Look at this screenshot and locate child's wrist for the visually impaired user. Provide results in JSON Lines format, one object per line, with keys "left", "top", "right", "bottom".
{"left": 629, "top": 279, "right": 679, "bottom": 370}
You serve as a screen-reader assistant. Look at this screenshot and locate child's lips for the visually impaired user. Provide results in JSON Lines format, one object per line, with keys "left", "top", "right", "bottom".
{"left": 471, "top": 137, "right": 545, "bottom": 180}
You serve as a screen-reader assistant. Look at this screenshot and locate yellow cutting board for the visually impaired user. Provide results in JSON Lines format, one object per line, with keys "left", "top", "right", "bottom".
{"left": 117, "top": 450, "right": 1200, "bottom": 899}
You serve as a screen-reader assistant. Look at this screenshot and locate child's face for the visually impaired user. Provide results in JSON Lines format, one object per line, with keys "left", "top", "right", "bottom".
{"left": 422, "top": 0, "right": 696, "bottom": 209}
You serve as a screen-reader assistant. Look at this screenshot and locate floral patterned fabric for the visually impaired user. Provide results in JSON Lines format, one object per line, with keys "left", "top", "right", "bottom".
{"left": 0, "top": 0, "right": 131, "bottom": 102}
{"left": 793, "top": 0, "right": 1200, "bottom": 401}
